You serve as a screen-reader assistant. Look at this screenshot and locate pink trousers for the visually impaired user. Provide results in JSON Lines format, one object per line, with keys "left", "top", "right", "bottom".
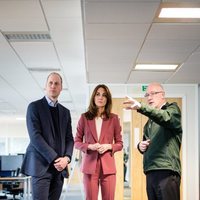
{"left": 83, "top": 158, "right": 116, "bottom": 200}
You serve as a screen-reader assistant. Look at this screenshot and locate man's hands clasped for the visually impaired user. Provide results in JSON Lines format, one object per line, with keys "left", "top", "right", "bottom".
{"left": 54, "top": 156, "right": 70, "bottom": 172}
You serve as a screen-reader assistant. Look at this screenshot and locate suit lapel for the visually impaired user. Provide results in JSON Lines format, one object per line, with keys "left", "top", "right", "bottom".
{"left": 88, "top": 119, "right": 98, "bottom": 142}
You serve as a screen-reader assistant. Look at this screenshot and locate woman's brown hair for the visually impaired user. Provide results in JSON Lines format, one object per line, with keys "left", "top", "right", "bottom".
{"left": 85, "top": 84, "right": 112, "bottom": 120}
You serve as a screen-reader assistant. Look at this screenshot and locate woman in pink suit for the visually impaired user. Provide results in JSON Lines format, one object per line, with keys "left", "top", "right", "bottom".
{"left": 75, "top": 84, "right": 123, "bottom": 200}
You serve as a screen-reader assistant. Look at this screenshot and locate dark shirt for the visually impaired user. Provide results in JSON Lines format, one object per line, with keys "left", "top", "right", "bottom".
{"left": 49, "top": 106, "right": 61, "bottom": 156}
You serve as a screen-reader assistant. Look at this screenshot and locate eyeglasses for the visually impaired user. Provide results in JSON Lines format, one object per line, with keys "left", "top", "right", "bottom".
{"left": 144, "top": 91, "right": 163, "bottom": 98}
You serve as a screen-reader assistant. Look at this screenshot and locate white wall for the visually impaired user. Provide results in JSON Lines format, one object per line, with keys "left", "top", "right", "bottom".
{"left": 88, "top": 83, "right": 199, "bottom": 200}
{"left": 0, "top": 119, "right": 27, "bottom": 137}
{"left": 0, "top": 119, "right": 28, "bottom": 154}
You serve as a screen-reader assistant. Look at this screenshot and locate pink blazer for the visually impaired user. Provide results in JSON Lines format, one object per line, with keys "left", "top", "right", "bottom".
{"left": 75, "top": 113, "right": 123, "bottom": 175}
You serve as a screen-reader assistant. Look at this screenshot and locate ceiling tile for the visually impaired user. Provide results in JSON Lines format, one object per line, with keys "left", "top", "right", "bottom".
{"left": 84, "top": 2, "right": 159, "bottom": 23}
{"left": 86, "top": 40, "right": 142, "bottom": 66}
{"left": 12, "top": 42, "right": 60, "bottom": 68}
{"left": 85, "top": 24, "right": 150, "bottom": 40}
{"left": 148, "top": 23, "right": 200, "bottom": 40}
{"left": 128, "top": 71, "right": 174, "bottom": 83}
{"left": 88, "top": 71, "right": 128, "bottom": 83}
{"left": 0, "top": 0, "right": 48, "bottom": 31}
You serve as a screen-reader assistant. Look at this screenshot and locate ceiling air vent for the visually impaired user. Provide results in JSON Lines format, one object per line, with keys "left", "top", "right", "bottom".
{"left": 28, "top": 67, "right": 60, "bottom": 72}
{"left": 3, "top": 32, "right": 51, "bottom": 42}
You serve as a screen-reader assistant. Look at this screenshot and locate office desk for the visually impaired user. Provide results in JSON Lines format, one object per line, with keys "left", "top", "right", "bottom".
{"left": 0, "top": 176, "right": 31, "bottom": 200}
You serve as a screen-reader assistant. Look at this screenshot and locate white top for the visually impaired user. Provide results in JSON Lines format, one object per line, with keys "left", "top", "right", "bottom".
{"left": 95, "top": 117, "right": 103, "bottom": 140}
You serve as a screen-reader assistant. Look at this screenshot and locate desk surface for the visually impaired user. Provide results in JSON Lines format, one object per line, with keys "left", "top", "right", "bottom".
{"left": 0, "top": 176, "right": 31, "bottom": 182}
{"left": 0, "top": 176, "right": 32, "bottom": 199}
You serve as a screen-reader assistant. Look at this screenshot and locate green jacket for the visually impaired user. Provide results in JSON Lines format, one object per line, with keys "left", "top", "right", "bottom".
{"left": 138, "top": 102, "right": 182, "bottom": 175}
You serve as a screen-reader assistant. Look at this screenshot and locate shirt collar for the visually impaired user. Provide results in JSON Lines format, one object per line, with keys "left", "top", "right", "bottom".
{"left": 45, "top": 96, "right": 58, "bottom": 107}
{"left": 160, "top": 102, "right": 166, "bottom": 109}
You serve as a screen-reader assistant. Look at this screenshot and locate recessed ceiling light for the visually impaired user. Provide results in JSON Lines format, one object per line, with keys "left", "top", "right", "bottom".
{"left": 135, "top": 64, "right": 178, "bottom": 71}
{"left": 159, "top": 8, "right": 200, "bottom": 18}
{"left": 154, "top": 3, "right": 200, "bottom": 22}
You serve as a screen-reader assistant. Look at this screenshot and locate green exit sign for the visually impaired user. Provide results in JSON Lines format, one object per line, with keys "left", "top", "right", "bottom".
{"left": 142, "top": 85, "right": 148, "bottom": 92}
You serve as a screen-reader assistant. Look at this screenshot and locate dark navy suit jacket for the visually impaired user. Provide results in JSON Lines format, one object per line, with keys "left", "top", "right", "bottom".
{"left": 21, "top": 97, "right": 74, "bottom": 178}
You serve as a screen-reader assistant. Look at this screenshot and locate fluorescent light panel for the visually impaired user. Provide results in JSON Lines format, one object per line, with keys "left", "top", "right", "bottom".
{"left": 154, "top": 3, "right": 200, "bottom": 22}
{"left": 135, "top": 64, "right": 178, "bottom": 71}
{"left": 159, "top": 8, "right": 200, "bottom": 18}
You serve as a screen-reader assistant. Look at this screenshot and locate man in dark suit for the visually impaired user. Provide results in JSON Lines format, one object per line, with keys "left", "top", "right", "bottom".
{"left": 21, "top": 72, "right": 74, "bottom": 200}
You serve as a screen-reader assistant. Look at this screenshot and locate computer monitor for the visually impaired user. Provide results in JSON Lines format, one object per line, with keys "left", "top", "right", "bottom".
{"left": 0, "top": 155, "right": 23, "bottom": 171}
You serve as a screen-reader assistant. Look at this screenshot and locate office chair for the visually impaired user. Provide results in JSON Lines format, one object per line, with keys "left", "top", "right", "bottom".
{"left": 4, "top": 183, "right": 23, "bottom": 200}
{"left": 2, "top": 168, "right": 23, "bottom": 200}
